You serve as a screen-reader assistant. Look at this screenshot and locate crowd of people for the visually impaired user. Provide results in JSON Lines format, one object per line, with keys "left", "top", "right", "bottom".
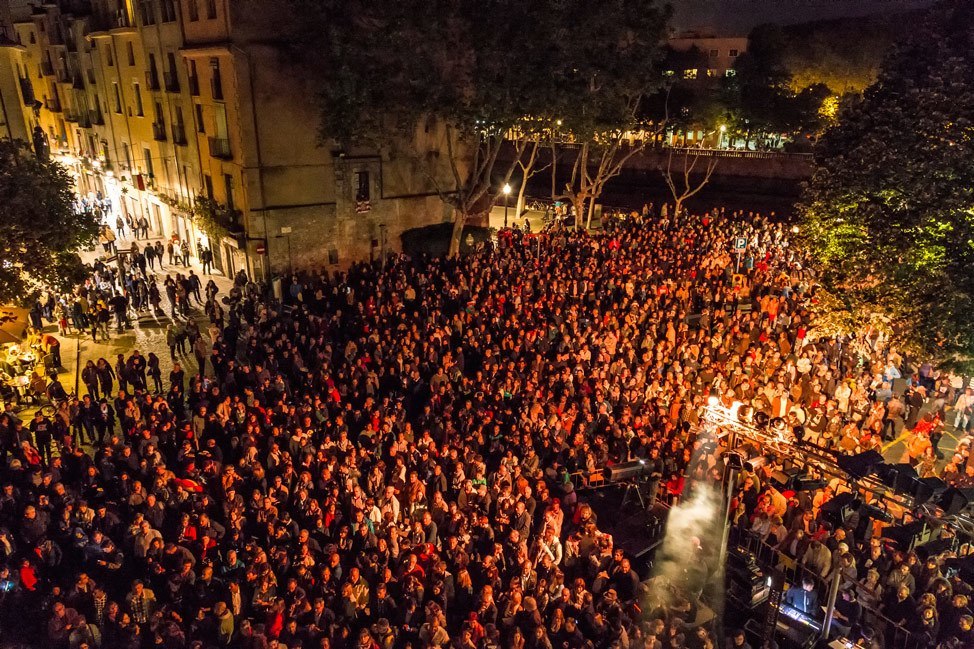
{"left": 0, "top": 203, "right": 972, "bottom": 649}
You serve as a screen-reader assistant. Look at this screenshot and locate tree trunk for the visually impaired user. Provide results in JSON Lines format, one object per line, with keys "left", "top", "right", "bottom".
{"left": 585, "top": 198, "right": 597, "bottom": 230}
{"left": 674, "top": 198, "right": 683, "bottom": 218}
{"left": 448, "top": 210, "right": 466, "bottom": 258}
{"left": 515, "top": 181, "right": 527, "bottom": 220}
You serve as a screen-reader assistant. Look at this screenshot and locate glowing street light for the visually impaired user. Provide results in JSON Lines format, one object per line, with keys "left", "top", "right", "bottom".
{"left": 502, "top": 183, "right": 512, "bottom": 228}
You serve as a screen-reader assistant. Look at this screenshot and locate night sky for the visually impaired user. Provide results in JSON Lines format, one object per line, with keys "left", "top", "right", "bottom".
{"left": 671, "top": 0, "right": 941, "bottom": 33}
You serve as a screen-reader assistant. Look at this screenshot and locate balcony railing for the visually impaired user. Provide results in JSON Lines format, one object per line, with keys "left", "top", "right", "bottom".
{"left": 89, "top": 109, "right": 104, "bottom": 125}
{"left": 172, "top": 124, "right": 187, "bottom": 145}
{"left": 146, "top": 70, "right": 160, "bottom": 91}
{"left": 208, "top": 136, "right": 231, "bottom": 159}
{"left": 188, "top": 76, "right": 199, "bottom": 96}
{"left": 164, "top": 71, "right": 180, "bottom": 92}
{"left": 152, "top": 122, "right": 167, "bottom": 141}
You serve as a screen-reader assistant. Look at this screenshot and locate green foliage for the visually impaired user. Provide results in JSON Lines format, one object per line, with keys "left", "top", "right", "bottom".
{"left": 0, "top": 139, "right": 99, "bottom": 303}
{"left": 191, "top": 196, "right": 237, "bottom": 242}
{"left": 779, "top": 12, "right": 916, "bottom": 95}
{"left": 800, "top": 0, "right": 974, "bottom": 370}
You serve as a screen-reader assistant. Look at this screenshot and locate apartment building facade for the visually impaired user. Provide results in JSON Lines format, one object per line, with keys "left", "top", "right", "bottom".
{"left": 0, "top": 0, "right": 455, "bottom": 280}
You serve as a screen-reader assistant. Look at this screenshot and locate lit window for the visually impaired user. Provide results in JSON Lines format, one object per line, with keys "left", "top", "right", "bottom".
{"left": 683, "top": 69, "right": 697, "bottom": 80}
{"left": 729, "top": 49, "right": 739, "bottom": 57}
{"left": 663, "top": 70, "right": 675, "bottom": 77}
{"left": 725, "top": 69, "right": 737, "bottom": 78}
{"left": 706, "top": 69, "right": 717, "bottom": 78}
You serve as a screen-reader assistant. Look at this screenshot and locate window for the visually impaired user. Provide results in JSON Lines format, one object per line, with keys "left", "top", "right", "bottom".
{"left": 210, "top": 57, "right": 222, "bottom": 100}
{"left": 144, "top": 147, "right": 154, "bottom": 178}
{"left": 113, "top": 82, "right": 122, "bottom": 113}
{"left": 683, "top": 68, "right": 697, "bottom": 80}
{"left": 709, "top": 49, "right": 718, "bottom": 57}
{"left": 706, "top": 69, "right": 718, "bottom": 78}
{"left": 355, "top": 171, "right": 370, "bottom": 202}
{"left": 725, "top": 69, "right": 737, "bottom": 78}
{"left": 154, "top": 101, "right": 164, "bottom": 122}
{"left": 161, "top": 0, "right": 177, "bottom": 22}
{"left": 206, "top": 0, "right": 217, "bottom": 19}
{"left": 195, "top": 103, "right": 205, "bottom": 132}
{"left": 122, "top": 142, "right": 132, "bottom": 169}
{"left": 29, "top": 31, "right": 36, "bottom": 44}
{"left": 663, "top": 70, "right": 674, "bottom": 77}
{"left": 148, "top": 53, "right": 159, "bottom": 88}
{"left": 106, "top": 45, "right": 114, "bottom": 67}
{"left": 729, "top": 49, "right": 739, "bottom": 57}
{"left": 188, "top": 60, "right": 199, "bottom": 95}
{"left": 133, "top": 82, "right": 143, "bottom": 116}
{"left": 140, "top": 0, "right": 155, "bottom": 25}
{"left": 224, "top": 174, "right": 234, "bottom": 211}
{"left": 203, "top": 174, "right": 213, "bottom": 200}
{"left": 127, "top": 42, "right": 136, "bottom": 66}
{"left": 188, "top": 0, "right": 199, "bottom": 22}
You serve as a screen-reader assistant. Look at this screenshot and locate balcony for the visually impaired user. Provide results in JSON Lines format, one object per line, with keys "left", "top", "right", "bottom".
{"left": 89, "top": 109, "right": 104, "bottom": 125}
{"left": 55, "top": 68, "right": 71, "bottom": 84}
{"left": 152, "top": 121, "right": 167, "bottom": 141}
{"left": 40, "top": 60, "right": 54, "bottom": 76}
{"left": 45, "top": 98, "right": 62, "bottom": 112}
{"left": 188, "top": 75, "right": 199, "bottom": 96}
{"left": 18, "top": 78, "right": 35, "bottom": 105}
{"left": 208, "top": 136, "right": 231, "bottom": 159}
{"left": 164, "top": 71, "right": 180, "bottom": 92}
{"left": 65, "top": 110, "right": 79, "bottom": 123}
{"left": 172, "top": 124, "right": 187, "bottom": 145}
{"left": 146, "top": 70, "right": 160, "bottom": 91}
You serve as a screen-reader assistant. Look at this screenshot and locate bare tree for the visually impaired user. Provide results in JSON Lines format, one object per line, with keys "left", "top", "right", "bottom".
{"left": 662, "top": 145, "right": 719, "bottom": 217}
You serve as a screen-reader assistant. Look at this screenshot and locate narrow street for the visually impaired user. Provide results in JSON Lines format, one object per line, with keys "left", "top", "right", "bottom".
{"left": 51, "top": 230, "right": 235, "bottom": 403}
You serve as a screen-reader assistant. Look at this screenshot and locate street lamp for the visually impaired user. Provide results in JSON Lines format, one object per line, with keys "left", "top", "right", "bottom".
{"left": 502, "top": 183, "right": 512, "bottom": 228}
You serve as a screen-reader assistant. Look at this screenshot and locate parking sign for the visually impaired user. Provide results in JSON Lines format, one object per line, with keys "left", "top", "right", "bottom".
{"left": 733, "top": 237, "right": 747, "bottom": 251}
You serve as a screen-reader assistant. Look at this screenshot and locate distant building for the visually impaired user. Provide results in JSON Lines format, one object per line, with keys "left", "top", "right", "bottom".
{"left": 0, "top": 0, "right": 455, "bottom": 280}
{"left": 667, "top": 31, "right": 748, "bottom": 79}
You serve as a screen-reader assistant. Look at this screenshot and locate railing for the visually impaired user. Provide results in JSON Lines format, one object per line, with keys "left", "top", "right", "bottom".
{"left": 732, "top": 529, "right": 923, "bottom": 649}
{"left": 89, "top": 109, "right": 104, "bottom": 125}
{"left": 208, "top": 136, "right": 231, "bottom": 159}
{"left": 664, "top": 146, "right": 813, "bottom": 160}
{"left": 152, "top": 122, "right": 167, "bottom": 141}
{"left": 164, "top": 71, "right": 180, "bottom": 92}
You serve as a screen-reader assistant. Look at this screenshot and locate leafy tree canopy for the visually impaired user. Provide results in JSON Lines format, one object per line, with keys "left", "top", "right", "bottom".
{"left": 0, "top": 139, "right": 99, "bottom": 304}
{"left": 287, "top": 0, "right": 670, "bottom": 144}
{"left": 800, "top": 0, "right": 974, "bottom": 370}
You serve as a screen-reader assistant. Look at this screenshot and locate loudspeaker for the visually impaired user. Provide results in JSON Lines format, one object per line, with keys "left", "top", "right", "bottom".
{"left": 936, "top": 487, "right": 974, "bottom": 516}
{"left": 837, "top": 451, "right": 885, "bottom": 479}
{"left": 914, "top": 477, "right": 948, "bottom": 506}
{"left": 770, "top": 468, "right": 802, "bottom": 491}
{"left": 915, "top": 538, "right": 952, "bottom": 563}
{"left": 821, "top": 492, "right": 861, "bottom": 528}
{"left": 882, "top": 521, "right": 933, "bottom": 551}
